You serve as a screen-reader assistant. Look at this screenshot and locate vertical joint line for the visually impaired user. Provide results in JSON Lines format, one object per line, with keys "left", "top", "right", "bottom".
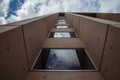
{"left": 21, "top": 26, "right": 30, "bottom": 70}
{"left": 99, "top": 25, "right": 109, "bottom": 71}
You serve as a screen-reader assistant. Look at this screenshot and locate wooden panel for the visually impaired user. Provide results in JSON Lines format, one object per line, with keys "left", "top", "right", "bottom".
{"left": 100, "top": 25, "right": 120, "bottom": 80}
{"left": 22, "top": 19, "right": 47, "bottom": 68}
{"left": 79, "top": 17, "right": 108, "bottom": 70}
{"left": 43, "top": 38, "right": 85, "bottom": 48}
{"left": 25, "top": 72, "right": 104, "bottom": 80}
{"left": 50, "top": 28, "right": 74, "bottom": 32}
{"left": 0, "top": 26, "right": 28, "bottom": 80}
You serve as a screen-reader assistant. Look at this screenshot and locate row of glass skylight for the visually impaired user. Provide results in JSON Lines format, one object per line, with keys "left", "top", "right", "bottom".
{"left": 55, "top": 19, "right": 71, "bottom": 37}
{"left": 46, "top": 20, "right": 79, "bottom": 69}
{"left": 45, "top": 19, "right": 80, "bottom": 70}
{"left": 32, "top": 17, "right": 96, "bottom": 71}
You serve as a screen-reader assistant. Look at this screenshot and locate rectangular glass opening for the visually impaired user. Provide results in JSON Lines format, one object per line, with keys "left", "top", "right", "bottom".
{"left": 58, "top": 21, "right": 66, "bottom": 24}
{"left": 46, "top": 49, "right": 80, "bottom": 70}
{"left": 32, "top": 48, "right": 96, "bottom": 71}
{"left": 54, "top": 32, "right": 70, "bottom": 38}
{"left": 49, "top": 32, "right": 77, "bottom": 38}
{"left": 57, "top": 25, "right": 68, "bottom": 28}
{"left": 58, "top": 19, "right": 65, "bottom": 22}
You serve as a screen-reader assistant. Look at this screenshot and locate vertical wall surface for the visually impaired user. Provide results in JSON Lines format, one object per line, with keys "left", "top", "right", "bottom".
{"left": 22, "top": 19, "right": 47, "bottom": 67}
{"left": 65, "top": 13, "right": 120, "bottom": 80}
{"left": 65, "top": 13, "right": 108, "bottom": 70}
{"left": 0, "top": 13, "right": 58, "bottom": 80}
{"left": 79, "top": 17, "right": 108, "bottom": 70}
{"left": 0, "top": 26, "right": 28, "bottom": 80}
{"left": 100, "top": 24, "right": 120, "bottom": 80}
{"left": 6, "top": 13, "right": 58, "bottom": 68}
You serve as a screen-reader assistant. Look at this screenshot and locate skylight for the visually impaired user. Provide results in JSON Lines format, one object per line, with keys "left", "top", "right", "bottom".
{"left": 57, "top": 25, "right": 68, "bottom": 28}
{"left": 54, "top": 32, "right": 71, "bottom": 37}
{"left": 45, "top": 49, "right": 81, "bottom": 70}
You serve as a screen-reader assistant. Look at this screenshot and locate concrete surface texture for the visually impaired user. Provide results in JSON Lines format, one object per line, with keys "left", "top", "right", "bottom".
{"left": 0, "top": 12, "right": 120, "bottom": 80}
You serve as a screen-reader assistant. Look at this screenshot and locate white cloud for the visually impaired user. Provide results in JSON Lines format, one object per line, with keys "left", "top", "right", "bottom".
{"left": 0, "top": 17, "right": 7, "bottom": 24}
{"left": 0, "top": 0, "right": 10, "bottom": 24}
{"left": 0, "top": 0, "right": 120, "bottom": 25}
{"left": 6, "top": 0, "right": 62, "bottom": 24}
{"left": 98, "top": 0, "right": 120, "bottom": 13}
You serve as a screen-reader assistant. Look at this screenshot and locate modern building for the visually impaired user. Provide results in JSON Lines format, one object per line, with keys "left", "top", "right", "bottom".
{"left": 0, "top": 12, "right": 120, "bottom": 80}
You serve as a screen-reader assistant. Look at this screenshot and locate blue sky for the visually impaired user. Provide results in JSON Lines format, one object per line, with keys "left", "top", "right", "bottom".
{"left": 6, "top": 0, "right": 25, "bottom": 19}
{"left": 0, "top": 0, "right": 120, "bottom": 25}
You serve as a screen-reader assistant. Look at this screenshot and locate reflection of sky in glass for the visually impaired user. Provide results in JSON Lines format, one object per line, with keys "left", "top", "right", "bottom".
{"left": 45, "top": 49, "right": 81, "bottom": 70}
{"left": 58, "top": 19, "right": 65, "bottom": 22}
{"left": 58, "top": 21, "right": 66, "bottom": 24}
{"left": 57, "top": 25, "right": 68, "bottom": 28}
{"left": 54, "top": 32, "right": 71, "bottom": 37}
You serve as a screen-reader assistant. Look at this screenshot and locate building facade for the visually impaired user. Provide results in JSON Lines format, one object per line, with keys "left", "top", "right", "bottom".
{"left": 0, "top": 13, "right": 120, "bottom": 80}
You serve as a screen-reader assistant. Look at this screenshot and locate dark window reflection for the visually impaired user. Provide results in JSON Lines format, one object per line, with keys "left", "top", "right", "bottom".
{"left": 45, "top": 49, "right": 81, "bottom": 70}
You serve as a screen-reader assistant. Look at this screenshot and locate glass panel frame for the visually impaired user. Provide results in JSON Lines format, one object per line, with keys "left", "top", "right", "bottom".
{"left": 45, "top": 49, "right": 81, "bottom": 70}
{"left": 32, "top": 48, "right": 96, "bottom": 71}
{"left": 56, "top": 25, "right": 68, "bottom": 28}
{"left": 49, "top": 32, "right": 77, "bottom": 38}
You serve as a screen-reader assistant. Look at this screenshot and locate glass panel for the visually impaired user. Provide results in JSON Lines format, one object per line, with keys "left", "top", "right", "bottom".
{"left": 58, "top": 21, "right": 66, "bottom": 24}
{"left": 58, "top": 20, "right": 65, "bottom": 22}
{"left": 54, "top": 32, "right": 71, "bottom": 37}
{"left": 57, "top": 25, "right": 68, "bottom": 28}
{"left": 45, "top": 49, "right": 81, "bottom": 70}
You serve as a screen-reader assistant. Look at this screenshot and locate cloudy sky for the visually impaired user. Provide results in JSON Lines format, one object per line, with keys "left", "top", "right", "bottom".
{"left": 0, "top": 0, "right": 120, "bottom": 25}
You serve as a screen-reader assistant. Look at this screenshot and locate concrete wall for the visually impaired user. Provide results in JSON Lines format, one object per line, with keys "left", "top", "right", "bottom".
{"left": 96, "top": 13, "right": 120, "bottom": 22}
{"left": 0, "top": 13, "right": 58, "bottom": 80}
{"left": 1, "top": 12, "right": 120, "bottom": 80}
{"left": 72, "top": 13, "right": 120, "bottom": 22}
{"left": 65, "top": 13, "right": 120, "bottom": 80}
{"left": 65, "top": 13, "right": 108, "bottom": 70}
{"left": 79, "top": 17, "right": 108, "bottom": 70}
{"left": 6, "top": 13, "right": 58, "bottom": 68}
{"left": 22, "top": 19, "right": 47, "bottom": 67}
{"left": 100, "top": 24, "right": 120, "bottom": 80}
{"left": 0, "top": 26, "right": 28, "bottom": 80}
